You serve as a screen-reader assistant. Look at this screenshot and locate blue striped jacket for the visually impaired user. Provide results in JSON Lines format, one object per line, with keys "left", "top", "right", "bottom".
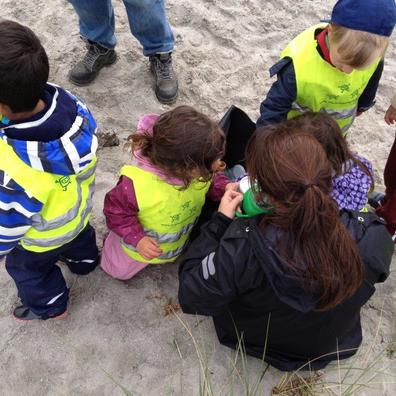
{"left": 0, "top": 83, "right": 97, "bottom": 256}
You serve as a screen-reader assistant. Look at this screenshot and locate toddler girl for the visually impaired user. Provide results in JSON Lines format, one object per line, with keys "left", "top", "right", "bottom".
{"left": 101, "top": 106, "right": 229, "bottom": 279}
{"left": 288, "top": 112, "right": 373, "bottom": 211}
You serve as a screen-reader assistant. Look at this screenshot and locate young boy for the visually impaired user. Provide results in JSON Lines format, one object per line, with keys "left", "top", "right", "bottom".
{"left": 257, "top": 0, "right": 396, "bottom": 134}
{"left": 0, "top": 20, "right": 99, "bottom": 320}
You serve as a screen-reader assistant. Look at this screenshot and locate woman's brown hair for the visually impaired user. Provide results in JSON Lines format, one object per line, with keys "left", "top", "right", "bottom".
{"left": 126, "top": 106, "right": 225, "bottom": 188}
{"left": 288, "top": 112, "right": 374, "bottom": 189}
{"left": 246, "top": 123, "right": 364, "bottom": 311}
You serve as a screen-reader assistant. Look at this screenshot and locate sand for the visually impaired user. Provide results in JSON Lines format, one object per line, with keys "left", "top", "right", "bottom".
{"left": 0, "top": 0, "right": 395, "bottom": 394}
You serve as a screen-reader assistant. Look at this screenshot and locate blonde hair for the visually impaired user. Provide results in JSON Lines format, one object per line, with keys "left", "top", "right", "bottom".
{"left": 330, "top": 23, "right": 389, "bottom": 69}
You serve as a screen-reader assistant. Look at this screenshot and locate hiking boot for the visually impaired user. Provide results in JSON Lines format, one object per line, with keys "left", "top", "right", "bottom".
{"left": 69, "top": 41, "right": 117, "bottom": 86}
{"left": 13, "top": 305, "right": 67, "bottom": 321}
{"left": 149, "top": 53, "right": 178, "bottom": 104}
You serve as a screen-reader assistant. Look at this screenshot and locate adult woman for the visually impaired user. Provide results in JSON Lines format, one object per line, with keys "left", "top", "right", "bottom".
{"left": 178, "top": 121, "right": 393, "bottom": 371}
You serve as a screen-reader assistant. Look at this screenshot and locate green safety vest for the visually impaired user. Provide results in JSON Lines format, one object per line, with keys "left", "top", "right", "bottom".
{"left": 281, "top": 24, "right": 380, "bottom": 134}
{"left": 0, "top": 139, "right": 96, "bottom": 253}
{"left": 120, "top": 165, "right": 211, "bottom": 264}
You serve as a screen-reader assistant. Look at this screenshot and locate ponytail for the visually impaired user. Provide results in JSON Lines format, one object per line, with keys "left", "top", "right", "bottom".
{"left": 125, "top": 132, "right": 154, "bottom": 159}
{"left": 246, "top": 126, "right": 364, "bottom": 311}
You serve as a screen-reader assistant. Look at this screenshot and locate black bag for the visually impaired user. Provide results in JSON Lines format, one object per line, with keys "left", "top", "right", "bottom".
{"left": 219, "top": 105, "right": 257, "bottom": 168}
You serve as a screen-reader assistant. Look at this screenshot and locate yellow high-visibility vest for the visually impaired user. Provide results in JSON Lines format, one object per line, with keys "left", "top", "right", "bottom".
{"left": 120, "top": 165, "right": 211, "bottom": 264}
{"left": 281, "top": 24, "right": 380, "bottom": 134}
{"left": 0, "top": 139, "right": 96, "bottom": 252}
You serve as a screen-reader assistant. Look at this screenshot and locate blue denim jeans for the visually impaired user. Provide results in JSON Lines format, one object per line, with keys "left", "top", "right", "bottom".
{"left": 68, "top": 0, "right": 175, "bottom": 55}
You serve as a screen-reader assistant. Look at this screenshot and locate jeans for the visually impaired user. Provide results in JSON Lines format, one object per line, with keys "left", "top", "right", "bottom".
{"left": 68, "top": 0, "right": 175, "bottom": 55}
{"left": 6, "top": 224, "right": 99, "bottom": 318}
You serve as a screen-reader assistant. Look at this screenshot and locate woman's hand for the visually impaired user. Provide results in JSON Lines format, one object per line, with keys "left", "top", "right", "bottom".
{"left": 218, "top": 189, "right": 243, "bottom": 219}
{"left": 136, "top": 236, "right": 163, "bottom": 260}
{"left": 385, "top": 105, "right": 396, "bottom": 125}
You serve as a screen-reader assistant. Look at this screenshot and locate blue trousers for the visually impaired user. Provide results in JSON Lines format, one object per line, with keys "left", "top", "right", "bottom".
{"left": 68, "top": 0, "right": 175, "bottom": 55}
{"left": 5, "top": 224, "right": 99, "bottom": 318}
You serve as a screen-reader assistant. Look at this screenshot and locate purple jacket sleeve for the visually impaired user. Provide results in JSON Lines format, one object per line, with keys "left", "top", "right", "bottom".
{"left": 103, "top": 176, "right": 146, "bottom": 247}
{"left": 208, "top": 172, "right": 229, "bottom": 201}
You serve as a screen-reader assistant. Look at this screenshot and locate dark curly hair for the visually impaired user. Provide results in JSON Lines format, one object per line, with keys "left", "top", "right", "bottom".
{"left": 126, "top": 106, "right": 225, "bottom": 189}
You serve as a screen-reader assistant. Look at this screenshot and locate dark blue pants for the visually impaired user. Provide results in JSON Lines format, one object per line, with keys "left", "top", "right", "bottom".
{"left": 6, "top": 224, "right": 99, "bottom": 318}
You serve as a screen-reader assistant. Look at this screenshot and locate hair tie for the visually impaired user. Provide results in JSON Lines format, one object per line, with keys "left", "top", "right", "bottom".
{"left": 304, "top": 183, "right": 317, "bottom": 191}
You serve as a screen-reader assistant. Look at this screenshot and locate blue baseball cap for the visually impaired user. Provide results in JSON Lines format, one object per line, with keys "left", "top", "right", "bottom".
{"left": 327, "top": 0, "right": 396, "bottom": 37}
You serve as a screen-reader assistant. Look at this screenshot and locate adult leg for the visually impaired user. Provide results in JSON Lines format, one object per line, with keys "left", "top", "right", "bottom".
{"left": 68, "top": 0, "right": 117, "bottom": 48}
{"left": 122, "top": 0, "right": 178, "bottom": 103}
{"left": 122, "top": 0, "right": 174, "bottom": 55}
{"left": 61, "top": 223, "right": 99, "bottom": 275}
{"left": 6, "top": 248, "right": 69, "bottom": 319}
{"left": 67, "top": 0, "right": 118, "bottom": 85}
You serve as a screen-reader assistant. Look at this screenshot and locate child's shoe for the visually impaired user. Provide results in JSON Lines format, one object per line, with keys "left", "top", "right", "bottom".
{"left": 368, "top": 191, "right": 385, "bottom": 209}
{"left": 12, "top": 305, "right": 67, "bottom": 321}
{"left": 376, "top": 191, "right": 396, "bottom": 239}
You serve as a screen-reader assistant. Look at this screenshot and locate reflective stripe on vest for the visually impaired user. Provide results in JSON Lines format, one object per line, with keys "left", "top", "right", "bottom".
{"left": 21, "top": 175, "right": 95, "bottom": 248}
{"left": 121, "top": 239, "right": 186, "bottom": 261}
{"left": 144, "top": 220, "right": 196, "bottom": 244}
{"left": 282, "top": 24, "right": 379, "bottom": 134}
{"left": 31, "top": 163, "right": 96, "bottom": 231}
{"left": 290, "top": 102, "right": 357, "bottom": 134}
{"left": 119, "top": 165, "right": 210, "bottom": 264}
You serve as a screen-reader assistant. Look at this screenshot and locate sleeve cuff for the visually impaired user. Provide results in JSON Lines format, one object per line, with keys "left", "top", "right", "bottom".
{"left": 123, "top": 231, "right": 146, "bottom": 248}
{"left": 205, "top": 212, "right": 232, "bottom": 238}
{"left": 357, "top": 101, "right": 375, "bottom": 113}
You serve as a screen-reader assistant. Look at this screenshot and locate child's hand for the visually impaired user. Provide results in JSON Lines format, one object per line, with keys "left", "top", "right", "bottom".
{"left": 225, "top": 182, "right": 239, "bottom": 192}
{"left": 136, "top": 236, "right": 163, "bottom": 260}
{"left": 385, "top": 105, "right": 396, "bottom": 125}
{"left": 218, "top": 189, "right": 243, "bottom": 219}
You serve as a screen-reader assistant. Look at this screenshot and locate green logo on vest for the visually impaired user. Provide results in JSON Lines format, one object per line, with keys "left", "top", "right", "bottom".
{"left": 56, "top": 176, "right": 71, "bottom": 191}
{"left": 338, "top": 83, "right": 350, "bottom": 93}
{"left": 350, "top": 88, "right": 360, "bottom": 99}
{"left": 324, "top": 94, "right": 340, "bottom": 101}
{"left": 170, "top": 213, "right": 181, "bottom": 223}
{"left": 181, "top": 200, "right": 192, "bottom": 210}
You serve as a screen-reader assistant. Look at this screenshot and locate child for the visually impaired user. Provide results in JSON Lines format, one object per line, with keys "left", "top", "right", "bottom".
{"left": 257, "top": 0, "right": 395, "bottom": 134}
{"left": 288, "top": 112, "right": 373, "bottom": 211}
{"left": 101, "top": 106, "right": 229, "bottom": 280}
{"left": 0, "top": 20, "right": 99, "bottom": 321}
{"left": 374, "top": 94, "right": 396, "bottom": 239}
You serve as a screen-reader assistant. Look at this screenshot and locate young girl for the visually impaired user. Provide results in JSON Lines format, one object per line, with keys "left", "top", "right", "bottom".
{"left": 101, "top": 106, "right": 229, "bottom": 280}
{"left": 288, "top": 112, "right": 374, "bottom": 211}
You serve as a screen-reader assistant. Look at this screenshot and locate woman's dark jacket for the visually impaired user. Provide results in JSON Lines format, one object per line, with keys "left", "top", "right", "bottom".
{"left": 178, "top": 210, "right": 393, "bottom": 371}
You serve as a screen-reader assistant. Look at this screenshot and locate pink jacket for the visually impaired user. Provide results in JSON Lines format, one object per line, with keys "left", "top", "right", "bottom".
{"left": 103, "top": 114, "right": 229, "bottom": 247}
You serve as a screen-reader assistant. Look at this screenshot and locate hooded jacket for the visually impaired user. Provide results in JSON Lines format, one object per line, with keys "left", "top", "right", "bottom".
{"left": 0, "top": 83, "right": 97, "bottom": 256}
{"left": 178, "top": 210, "right": 393, "bottom": 371}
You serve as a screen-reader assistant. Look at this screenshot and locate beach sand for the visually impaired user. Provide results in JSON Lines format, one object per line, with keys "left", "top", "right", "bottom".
{"left": 0, "top": 0, "right": 395, "bottom": 394}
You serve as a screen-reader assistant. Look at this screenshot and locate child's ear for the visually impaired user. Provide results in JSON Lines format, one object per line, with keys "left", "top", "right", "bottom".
{"left": 0, "top": 103, "right": 10, "bottom": 125}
